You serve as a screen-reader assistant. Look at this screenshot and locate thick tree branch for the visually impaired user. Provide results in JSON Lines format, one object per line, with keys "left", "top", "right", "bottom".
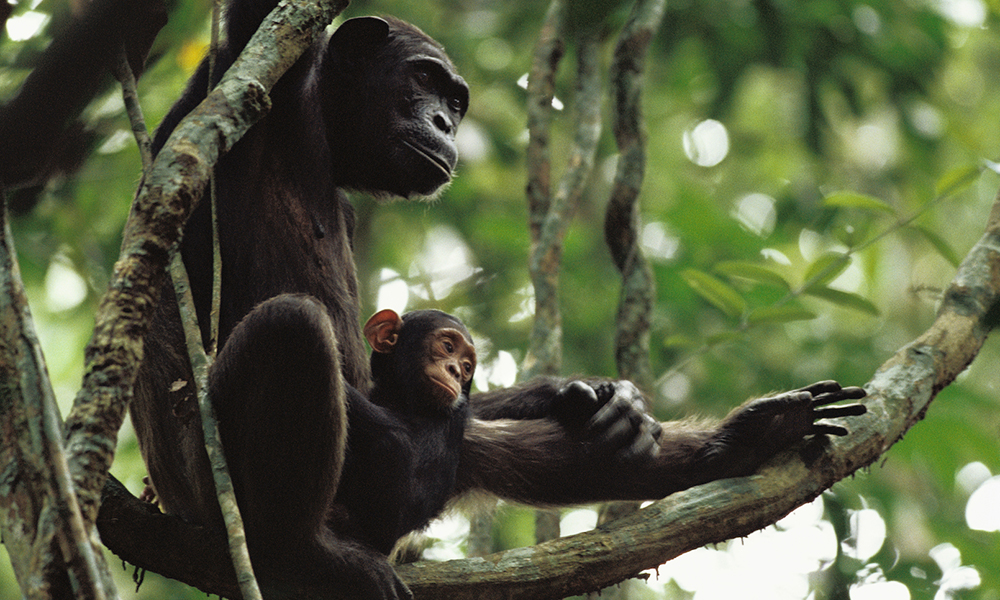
{"left": 0, "top": 1, "right": 167, "bottom": 598}
{"left": 97, "top": 475, "right": 238, "bottom": 597}
{"left": 0, "top": 201, "right": 114, "bottom": 599}
{"left": 0, "top": 0, "right": 165, "bottom": 190}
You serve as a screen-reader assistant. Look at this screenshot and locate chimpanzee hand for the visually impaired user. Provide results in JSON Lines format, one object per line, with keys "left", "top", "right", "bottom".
{"left": 318, "top": 546, "right": 414, "bottom": 600}
{"left": 709, "top": 380, "right": 867, "bottom": 468}
{"left": 552, "top": 380, "right": 663, "bottom": 462}
{"left": 365, "top": 563, "right": 413, "bottom": 600}
{"left": 138, "top": 475, "right": 157, "bottom": 505}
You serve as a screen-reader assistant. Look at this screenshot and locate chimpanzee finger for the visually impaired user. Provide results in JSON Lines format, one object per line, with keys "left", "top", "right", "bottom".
{"left": 618, "top": 410, "right": 663, "bottom": 460}
{"left": 587, "top": 394, "right": 628, "bottom": 434}
{"left": 590, "top": 400, "right": 642, "bottom": 447}
{"left": 584, "top": 382, "right": 663, "bottom": 459}
{"left": 630, "top": 426, "right": 661, "bottom": 460}
{"left": 743, "top": 391, "right": 813, "bottom": 417}
{"left": 591, "top": 399, "right": 660, "bottom": 458}
{"left": 813, "top": 403, "right": 867, "bottom": 419}
{"left": 553, "top": 380, "right": 600, "bottom": 420}
{"left": 586, "top": 382, "right": 647, "bottom": 434}
{"left": 810, "top": 386, "right": 867, "bottom": 407}
{"left": 644, "top": 414, "right": 663, "bottom": 440}
{"left": 563, "top": 380, "right": 599, "bottom": 404}
{"left": 796, "top": 380, "right": 842, "bottom": 396}
{"left": 811, "top": 423, "right": 850, "bottom": 436}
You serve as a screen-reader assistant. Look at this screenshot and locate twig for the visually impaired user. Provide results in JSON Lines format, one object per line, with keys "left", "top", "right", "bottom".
{"left": 170, "top": 254, "right": 263, "bottom": 600}
{"left": 111, "top": 50, "right": 153, "bottom": 170}
{"left": 207, "top": 0, "right": 223, "bottom": 356}
{"left": 525, "top": 1, "right": 564, "bottom": 242}
{"left": 523, "top": 0, "right": 566, "bottom": 380}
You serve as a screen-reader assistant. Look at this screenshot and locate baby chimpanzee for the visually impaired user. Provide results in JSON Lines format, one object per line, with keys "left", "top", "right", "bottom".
{"left": 329, "top": 309, "right": 476, "bottom": 559}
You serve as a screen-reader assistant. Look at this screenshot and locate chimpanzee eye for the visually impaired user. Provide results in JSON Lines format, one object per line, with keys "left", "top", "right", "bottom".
{"left": 444, "top": 340, "right": 454, "bottom": 353}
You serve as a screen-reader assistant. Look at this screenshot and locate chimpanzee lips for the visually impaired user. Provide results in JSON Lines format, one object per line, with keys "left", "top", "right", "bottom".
{"left": 402, "top": 140, "right": 453, "bottom": 179}
{"left": 429, "top": 374, "right": 461, "bottom": 406}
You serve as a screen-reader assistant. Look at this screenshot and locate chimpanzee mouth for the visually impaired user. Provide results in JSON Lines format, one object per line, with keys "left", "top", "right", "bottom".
{"left": 430, "top": 375, "right": 461, "bottom": 406}
{"left": 402, "top": 140, "right": 453, "bottom": 180}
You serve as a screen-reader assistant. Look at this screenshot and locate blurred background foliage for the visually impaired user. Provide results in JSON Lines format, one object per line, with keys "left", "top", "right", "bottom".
{"left": 3, "top": 0, "right": 1000, "bottom": 598}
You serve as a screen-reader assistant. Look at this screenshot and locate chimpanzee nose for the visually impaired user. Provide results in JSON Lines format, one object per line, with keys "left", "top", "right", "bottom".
{"left": 432, "top": 112, "right": 452, "bottom": 135}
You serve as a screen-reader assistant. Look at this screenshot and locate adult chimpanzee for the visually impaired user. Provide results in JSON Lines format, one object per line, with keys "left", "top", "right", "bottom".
{"left": 331, "top": 309, "right": 475, "bottom": 559}
{"left": 130, "top": 3, "right": 867, "bottom": 598}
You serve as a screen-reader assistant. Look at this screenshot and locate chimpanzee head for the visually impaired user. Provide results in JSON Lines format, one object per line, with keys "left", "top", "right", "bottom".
{"left": 321, "top": 17, "right": 469, "bottom": 199}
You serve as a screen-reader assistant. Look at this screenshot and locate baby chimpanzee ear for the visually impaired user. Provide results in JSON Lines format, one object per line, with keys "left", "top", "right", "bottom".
{"left": 364, "top": 309, "right": 402, "bottom": 353}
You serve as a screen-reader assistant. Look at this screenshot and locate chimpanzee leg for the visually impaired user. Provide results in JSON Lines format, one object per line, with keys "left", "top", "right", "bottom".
{"left": 207, "top": 295, "right": 410, "bottom": 598}
{"left": 209, "top": 294, "right": 346, "bottom": 565}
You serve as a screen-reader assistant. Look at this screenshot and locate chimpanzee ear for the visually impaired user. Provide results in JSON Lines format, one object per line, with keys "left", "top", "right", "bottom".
{"left": 330, "top": 16, "right": 390, "bottom": 59}
{"left": 364, "top": 309, "right": 402, "bottom": 353}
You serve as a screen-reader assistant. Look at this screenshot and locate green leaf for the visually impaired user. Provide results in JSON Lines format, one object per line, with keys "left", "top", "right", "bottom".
{"left": 706, "top": 331, "right": 742, "bottom": 346}
{"left": 935, "top": 164, "right": 981, "bottom": 198}
{"left": 912, "top": 224, "right": 961, "bottom": 267}
{"left": 823, "top": 191, "right": 896, "bottom": 214}
{"left": 714, "top": 261, "right": 790, "bottom": 289}
{"left": 662, "top": 335, "right": 696, "bottom": 349}
{"left": 748, "top": 305, "right": 818, "bottom": 324}
{"left": 803, "top": 252, "right": 851, "bottom": 288}
{"left": 805, "top": 286, "right": 880, "bottom": 316}
{"left": 681, "top": 269, "right": 747, "bottom": 318}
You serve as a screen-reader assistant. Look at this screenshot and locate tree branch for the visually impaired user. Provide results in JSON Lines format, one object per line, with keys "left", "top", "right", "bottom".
{"left": 523, "top": 6, "right": 603, "bottom": 380}
{"left": 523, "top": 0, "right": 566, "bottom": 380}
{"left": 521, "top": 0, "right": 604, "bottom": 546}
{"left": 0, "top": 200, "right": 114, "bottom": 599}
{"left": 604, "top": 0, "right": 665, "bottom": 392}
